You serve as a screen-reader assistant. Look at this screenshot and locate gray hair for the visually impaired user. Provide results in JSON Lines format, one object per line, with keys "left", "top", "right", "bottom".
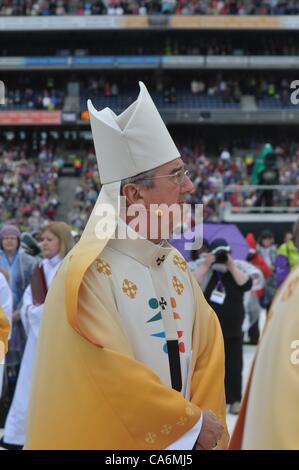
{"left": 120, "top": 168, "right": 157, "bottom": 195}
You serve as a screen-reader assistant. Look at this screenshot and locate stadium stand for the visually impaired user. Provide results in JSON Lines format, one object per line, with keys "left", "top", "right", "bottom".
{"left": 0, "top": 6, "right": 299, "bottom": 238}
{"left": 1, "top": 1, "right": 299, "bottom": 16}
{"left": 0, "top": 142, "right": 61, "bottom": 230}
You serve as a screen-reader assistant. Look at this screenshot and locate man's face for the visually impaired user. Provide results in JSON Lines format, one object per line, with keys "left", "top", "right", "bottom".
{"left": 140, "top": 158, "right": 195, "bottom": 239}
{"left": 142, "top": 158, "right": 195, "bottom": 207}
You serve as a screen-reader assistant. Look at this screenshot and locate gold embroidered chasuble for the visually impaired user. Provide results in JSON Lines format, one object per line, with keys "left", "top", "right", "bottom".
{"left": 25, "top": 232, "right": 228, "bottom": 449}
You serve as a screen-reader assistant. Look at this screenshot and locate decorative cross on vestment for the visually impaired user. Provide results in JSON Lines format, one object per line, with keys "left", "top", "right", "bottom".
{"left": 159, "top": 297, "right": 167, "bottom": 310}
{"left": 156, "top": 255, "right": 166, "bottom": 266}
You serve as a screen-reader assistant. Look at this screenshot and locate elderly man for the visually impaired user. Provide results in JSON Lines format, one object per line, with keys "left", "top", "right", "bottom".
{"left": 25, "top": 82, "right": 228, "bottom": 450}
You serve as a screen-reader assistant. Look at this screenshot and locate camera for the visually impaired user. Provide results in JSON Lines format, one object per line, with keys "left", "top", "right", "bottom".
{"left": 210, "top": 240, "right": 230, "bottom": 264}
{"left": 214, "top": 250, "right": 229, "bottom": 264}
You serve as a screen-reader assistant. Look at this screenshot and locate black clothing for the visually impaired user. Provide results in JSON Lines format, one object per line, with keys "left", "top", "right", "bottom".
{"left": 248, "top": 319, "right": 260, "bottom": 345}
{"left": 224, "top": 335, "right": 243, "bottom": 404}
{"left": 204, "top": 268, "right": 252, "bottom": 404}
{"left": 204, "top": 270, "right": 252, "bottom": 338}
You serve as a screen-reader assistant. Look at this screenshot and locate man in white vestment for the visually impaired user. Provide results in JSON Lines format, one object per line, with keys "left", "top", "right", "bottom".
{"left": 25, "top": 82, "right": 228, "bottom": 450}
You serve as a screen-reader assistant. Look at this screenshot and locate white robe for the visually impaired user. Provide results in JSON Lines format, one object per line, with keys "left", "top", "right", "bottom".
{"left": 79, "top": 228, "right": 202, "bottom": 449}
{"left": 3, "top": 255, "right": 61, "bottom": 446}
{"left": 0, "top": 272, "right": 13, "bottom": 397}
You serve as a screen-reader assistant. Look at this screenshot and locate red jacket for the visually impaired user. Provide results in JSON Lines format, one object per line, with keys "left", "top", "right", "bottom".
{"left": 246, "top": 233, "right": 272, "bottom": 297}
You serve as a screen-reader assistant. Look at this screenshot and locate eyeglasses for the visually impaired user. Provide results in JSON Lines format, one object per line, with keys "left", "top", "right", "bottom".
{"left": 3, "top": 236, "right": 18, "bottom": 241}
{"left": 141, "top": 168, "right": 190, "bottom": 186}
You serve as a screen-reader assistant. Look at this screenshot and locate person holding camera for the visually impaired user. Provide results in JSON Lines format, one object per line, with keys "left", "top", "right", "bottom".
{"left": 193, "top": 239, "right": 252, "bottom": 415}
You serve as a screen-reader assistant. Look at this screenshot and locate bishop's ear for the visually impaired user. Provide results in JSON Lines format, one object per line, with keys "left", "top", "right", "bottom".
{"left": 121, "top": 183, "right": 147, "bottom": 208}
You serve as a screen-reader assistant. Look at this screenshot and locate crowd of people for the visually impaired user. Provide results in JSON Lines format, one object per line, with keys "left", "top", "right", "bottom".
{"left": 1, "top": 138, "right": 298, "bottom": 235}
{"left": 2, "top": 81, "right": 292, "bottom": 111}
{"left": 1, "top": 0, "right": 299, "bottom": 16}
{"left": 85, "top": 75, "right": 241, "bottom": 104}
{"left": 4, "top": 88, "right": 65, "bottom": 110}
{"left": 68, "top": 140, "right": 299, "bottom": 230}
{"left": 65, "top": 140, "right": 299, "bottom": 231}
{"left": 1, "top": 135, "right": 298, "bottom": 235}
{"left": 0, "top": 143, "right": 61, "bottom": 231}
{"left": 85, "top": 73, "right": 299, "bottom": 107}
{"left": 2, "top": 76, "right": 65, "bottom": 110}
{"left": 67, "top": 149, "right": 99, "bottom": 231}
{"left": 183, "top": 143, "right": 299, "bottom": 221}
{"left": 189, "top": 74, "right": 294, "bottom": 106}
{"left": 3, "top": 73, "right": 296, "bottom": 111}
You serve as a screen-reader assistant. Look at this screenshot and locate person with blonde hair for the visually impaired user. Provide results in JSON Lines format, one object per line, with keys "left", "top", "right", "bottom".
{"left": 1, "top": 222, "right": 74, "bottom": 449}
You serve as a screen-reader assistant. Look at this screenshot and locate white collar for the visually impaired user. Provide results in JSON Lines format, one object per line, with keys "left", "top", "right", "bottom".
{"left": 45, "top": 254, "right": 61, "bottom": 267}
{"left": 108, "top": 220, "right": 173, "bottom": 268}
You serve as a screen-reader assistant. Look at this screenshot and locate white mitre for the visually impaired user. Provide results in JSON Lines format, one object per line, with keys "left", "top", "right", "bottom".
{"left": 81, "top": 81, "right": 180, "bottom": 241}
{"left": 87, "top": 81, "right": 179, "bottom": 184}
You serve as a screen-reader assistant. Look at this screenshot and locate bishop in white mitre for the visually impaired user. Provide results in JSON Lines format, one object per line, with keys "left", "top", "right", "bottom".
{"left": 25, "top": 82, "right": 228, "bottom": 450}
